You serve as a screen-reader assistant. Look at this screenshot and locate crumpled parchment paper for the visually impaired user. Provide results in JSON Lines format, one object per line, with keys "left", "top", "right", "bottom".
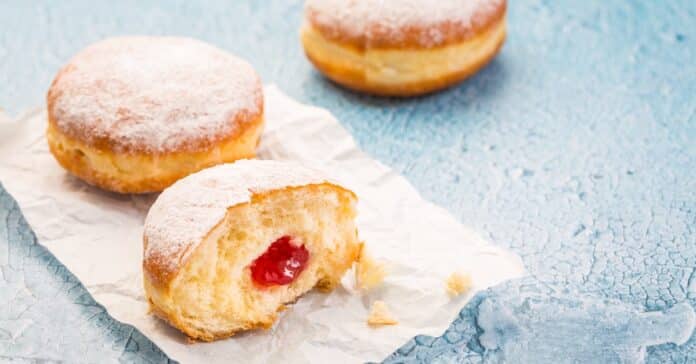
{"left": 0, "top": 86, "right": 524, "bottom": 363}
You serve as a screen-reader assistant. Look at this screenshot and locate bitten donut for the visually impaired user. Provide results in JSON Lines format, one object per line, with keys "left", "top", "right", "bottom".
{"left": 46, "top": 37, "right": 264, "bottom": 193}
{"left": 301, "top": 0, "right": 507, "bottom": 96}
{"left": 143, "top": 160, "right": 362, "bottom": 341}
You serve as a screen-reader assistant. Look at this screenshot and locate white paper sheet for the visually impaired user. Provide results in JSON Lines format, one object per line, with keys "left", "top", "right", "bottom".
{"left": 0, "top": 86, "right": 524, "bottom": 363}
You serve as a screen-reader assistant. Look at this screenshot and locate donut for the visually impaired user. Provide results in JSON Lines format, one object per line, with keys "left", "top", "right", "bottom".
{"left": 142, "top": 160, "right": 362, "bottom": 341}
{"left": 301, "top": 0, "right": 507, "bottom": 96}
{"left": 46, "top": 37, "right": 264, "bottom": 194}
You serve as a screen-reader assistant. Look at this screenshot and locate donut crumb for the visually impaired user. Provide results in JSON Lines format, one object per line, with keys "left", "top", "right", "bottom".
{"left": 355, "top": 247, "right": 387, "bottom": 290}
{"left": 367, "top": 301, "right": 398, "bottom": 327}
{"left": 446, "top": 271, "right": 472, "bottom": 297}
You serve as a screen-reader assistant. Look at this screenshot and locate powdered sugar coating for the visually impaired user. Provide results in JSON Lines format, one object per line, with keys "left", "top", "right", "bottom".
{"left": 47, "top": 36, "right": 262, "bottom": 154}
{"left": 143, "top": 160, "right": 345, "bottom": 285}
{"left": 305, "top": 0, "right": 506, "bottom": 48}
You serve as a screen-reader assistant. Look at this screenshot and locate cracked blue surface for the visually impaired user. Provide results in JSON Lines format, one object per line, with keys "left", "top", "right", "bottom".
{"left": 383, "top": 279, "right": 696, "bottom": 363}
{"left": 475, "top": 292, "right": 693, "bottom": 363}
{"left": 0, "top": 187, "right": 173, "bottom": 363}
{"left": 1, "top": 0, "right": 695, "bottom": 363}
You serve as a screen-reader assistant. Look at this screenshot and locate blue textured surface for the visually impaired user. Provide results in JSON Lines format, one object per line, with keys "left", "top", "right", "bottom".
{"left": 1, "top": 0, "right": 695, "bottom": 363}
{"left": 384, "top": 278, "right": 695, "bottom": 363}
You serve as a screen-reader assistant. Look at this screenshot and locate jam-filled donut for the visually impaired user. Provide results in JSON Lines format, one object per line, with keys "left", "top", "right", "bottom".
{"left": 142, "top": 160, "right": 362, "bottom": 341}
{"left": 46, "top": 37, "right": 264, "bottom": 194}
{"left": 301, "top": 0, "right": 507, "bottom": 96}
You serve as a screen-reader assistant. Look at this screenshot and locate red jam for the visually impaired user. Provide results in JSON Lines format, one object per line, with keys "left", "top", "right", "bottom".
{"left": 250, "top": 236, "right": 309, "bottom": 287}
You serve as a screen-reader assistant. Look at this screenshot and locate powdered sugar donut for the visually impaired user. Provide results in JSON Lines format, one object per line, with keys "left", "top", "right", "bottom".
{"left": 46, "top": 36, "right": 264, "bottom": 193}
{"left": 301, "top": 0, "right": 507, "bottom": 96}
{"left": 143, "top": 160, "right": 362, "bottom": 341}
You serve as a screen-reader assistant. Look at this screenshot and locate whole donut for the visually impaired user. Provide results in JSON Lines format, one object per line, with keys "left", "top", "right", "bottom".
{"left": 46, "top": 36, "right": 264, "bottom": 193}
{"left": 302, "top": 0, "right": 507, "bottom": 96}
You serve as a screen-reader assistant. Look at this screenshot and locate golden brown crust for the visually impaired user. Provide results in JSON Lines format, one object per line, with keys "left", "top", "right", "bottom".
{"left": 302, "top": 18, "right": 506, "bottom": 97}
{"left": 147, "top": 297, "right": 276, "bottom": 342}
{"left": 142, "top": 231, "right": 203, "bottom": 292}
{"left": 305, "top": 0, "right": 506, "bottom": 49}
{"left": 46, "top": 113, "right": 264, "bottom": 194}
{"left": 142, "top": 183, "right": 357, "bottom": 292}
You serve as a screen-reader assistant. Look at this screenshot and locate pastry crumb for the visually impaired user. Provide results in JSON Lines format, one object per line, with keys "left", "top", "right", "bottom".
{"left": 367, "top": 300, "right": 398, "bottom": 327}
{"left": 355, "top": 247, "right": 386, "bottom": 290}
{"left": 446, "top": 271, "right": 472, "bottom": 297}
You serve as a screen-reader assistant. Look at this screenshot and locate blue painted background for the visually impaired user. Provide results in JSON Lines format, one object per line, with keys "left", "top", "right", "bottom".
{"left": 1, "top": 0, "right": 694, "bottom": 362}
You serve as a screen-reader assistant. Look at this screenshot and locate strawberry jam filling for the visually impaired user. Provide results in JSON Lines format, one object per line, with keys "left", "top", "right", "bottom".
{"left": 250, "top": 236, "right": 309, "bottom": 287}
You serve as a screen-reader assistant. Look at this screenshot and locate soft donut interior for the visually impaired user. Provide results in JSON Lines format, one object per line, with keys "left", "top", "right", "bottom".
{"left": 146, "top": 184, "right": 361, "bottom": 341}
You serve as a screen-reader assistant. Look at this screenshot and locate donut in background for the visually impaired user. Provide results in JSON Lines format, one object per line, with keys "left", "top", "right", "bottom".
{"left": 301, "top": 0, "right": 507, "bottom": 96}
